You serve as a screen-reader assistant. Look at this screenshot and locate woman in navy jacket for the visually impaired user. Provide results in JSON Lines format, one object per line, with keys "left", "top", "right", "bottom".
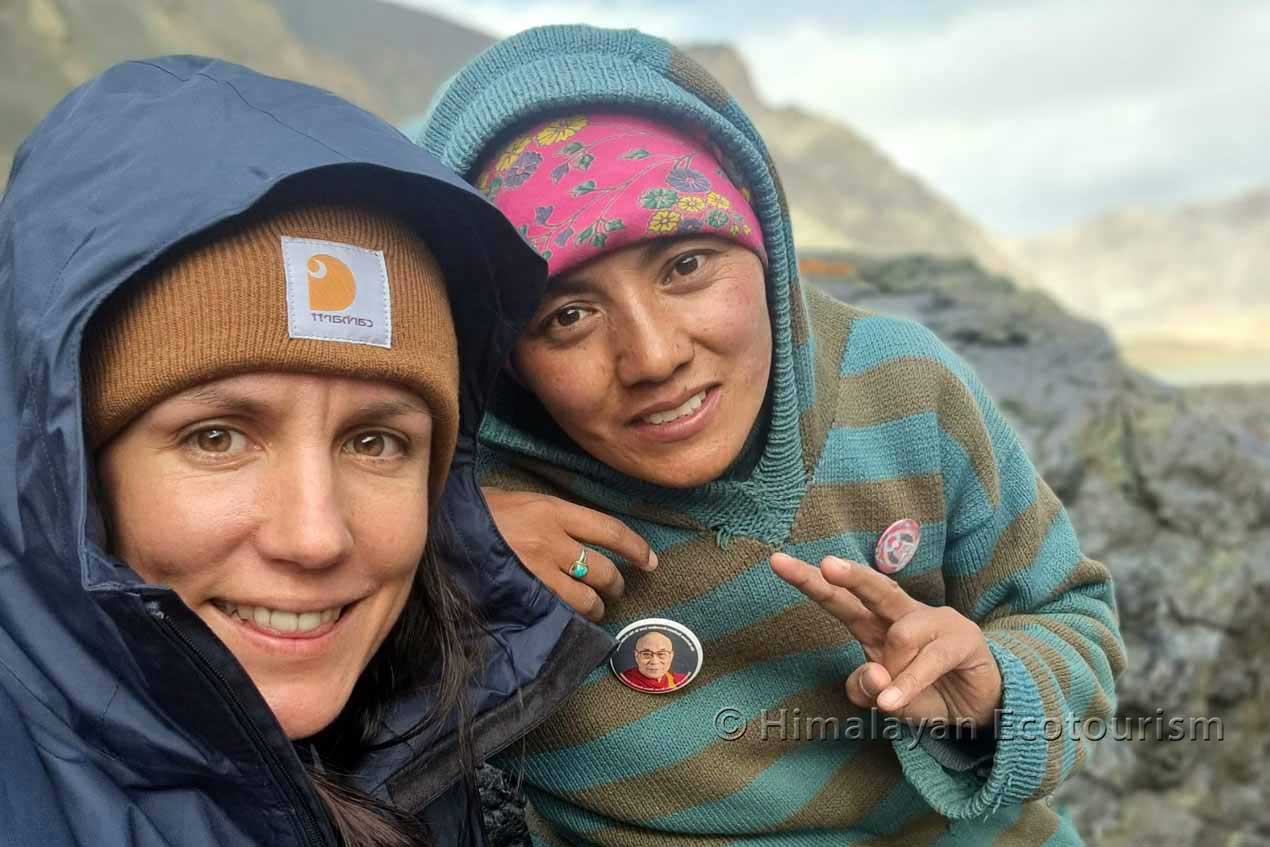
{"left": 0, "top": 56, "right": 605, "bottom": 847}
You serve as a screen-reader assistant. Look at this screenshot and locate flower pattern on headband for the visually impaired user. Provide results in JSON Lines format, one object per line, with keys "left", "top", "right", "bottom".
{"left": 535, "top": 115, "right": 589, "bottom": 145}
{"left": 476, "top": 113, "right": 766, "bottom": 275}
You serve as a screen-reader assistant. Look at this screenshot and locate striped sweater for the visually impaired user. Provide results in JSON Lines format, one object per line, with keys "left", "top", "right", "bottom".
{"left": 418, "top": 24, "right": 1126, "bottom": 847}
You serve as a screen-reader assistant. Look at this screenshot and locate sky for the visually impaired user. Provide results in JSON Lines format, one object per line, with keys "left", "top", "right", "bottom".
{"left": 393, "top": 0, "right": 1270, "bottom": 238}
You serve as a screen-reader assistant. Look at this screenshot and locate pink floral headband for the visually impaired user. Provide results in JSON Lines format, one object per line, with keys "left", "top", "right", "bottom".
{"left": 475, "top": 112, "right": 767, "bottom": 278}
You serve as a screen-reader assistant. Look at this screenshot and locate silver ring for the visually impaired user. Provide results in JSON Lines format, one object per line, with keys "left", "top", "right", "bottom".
{"left": 568, "top": 547, "right": 589, "bottom": 579}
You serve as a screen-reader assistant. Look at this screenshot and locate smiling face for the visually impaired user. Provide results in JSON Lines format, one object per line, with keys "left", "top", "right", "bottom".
{"left": 97, "top": 372, "right": 434, "bottom": 740}
{"left": 513, "top": 236, "right": 772, "bottom": 489}
{"left": 634, "top": 631, "right": 675, "bottom": 679}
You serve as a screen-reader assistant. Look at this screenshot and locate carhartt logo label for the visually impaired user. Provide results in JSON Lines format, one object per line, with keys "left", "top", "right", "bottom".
{"left": 282, "top": 237, "right": 391, "bottom": 348}
{"left": 307, "top": 254, "right": 357, "bottom": 311}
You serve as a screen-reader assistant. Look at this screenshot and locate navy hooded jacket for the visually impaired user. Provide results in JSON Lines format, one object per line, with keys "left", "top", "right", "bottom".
{"left": 0, "top": 56, "right": 611, "bottom": 846}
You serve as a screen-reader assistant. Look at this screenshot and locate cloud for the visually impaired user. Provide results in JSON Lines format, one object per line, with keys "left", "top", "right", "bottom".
{"left": 393, "top": 0, "right": 1270, "bottom": 235}
{"left": 393, "top": 0, "right": 690, "bottom": 41}
{"left": 738, "top": 0, "right": 1270, "bottom": 234}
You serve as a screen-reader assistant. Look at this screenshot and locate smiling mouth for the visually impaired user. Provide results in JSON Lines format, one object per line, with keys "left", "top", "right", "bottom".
{"left": 212, "top": 599, "right": 344, "bottom": 634}
{"left": 638, "top": 390, "right": 707, "bottom": 426}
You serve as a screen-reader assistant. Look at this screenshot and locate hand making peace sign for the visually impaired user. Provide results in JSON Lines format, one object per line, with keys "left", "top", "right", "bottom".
{"left": 770, "top": 553, "right": 1003, "bottom": 728}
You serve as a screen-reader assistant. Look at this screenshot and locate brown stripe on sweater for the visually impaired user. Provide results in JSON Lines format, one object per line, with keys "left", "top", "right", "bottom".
{"left": 857, "top": 811, "right": 950, "bottom": 846}
{"left": 993, "top": 801, "right": 1061, "bottom": 846}
{"left": 521, "top": 598, "right": 856, "bottom": 755}
{"left": 835, "top": 358, "right": 999, "bottom": 507}
{"left": 1006, "top": 630, "right": 1111, "bottom": 767}
{"left": 788, "top": 474, "right": 945, "bottom": 542}
{"left": 604, "top": 536, "right": 774, "bottom": 628}
{"left": 983, "top": 607, "right": 1125, "bottom": 692}
{"left": 799, "top": 291, "right": 859, "bottom": 478}
{"left": 1073, "top": 727, "right": 1089, "bottom": 772}
{"left": 775, "top": 741, "right": 904, "bottom": 832}
{"left": 549, "top": 822, "right": 734, "bottom": 847}
{"left": 896, "top": 568, "right": 947, "bottom": 607}
{"left": 559, "top": 684, "right": 858, "bottom": 823}
{"left": 990, "top": 630, "right": 1066, "bottom": 796}
{"left": 479, "top": 456, "right": 700, "bottom": 536}
{"left": 982, "top": 555, "right": 1112, "bottom": 621}
{"left": 946, "top": 480, "right": 1064, "bottom": 615}
{"left": 1019, "top": 615, "right": 1126, "bottom": 692}
{"left": 1048, "top": 556, "right": 1113, "bottom": 602}
{"left": 1071, "top": 615, "right": 1126, "bottom": 681}
{"left": 480, "top": 462, "right": 562, "bottom": 498}
{"left": 517, "top": 455, "right": 710, "bottom": 532}
{"left": 989, "top": 626, "right": 1115, "bottom": 725}
{"left": 529, "top": 763, "right": 940, "bottom": 847}
{"left": 1004, "top": 631, "right": 1076, "bottom": 698}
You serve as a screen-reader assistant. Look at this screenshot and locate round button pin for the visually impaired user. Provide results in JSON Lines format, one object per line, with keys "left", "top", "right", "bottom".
{"left": 875, "top": 519, "right": 921, "bottom": 574}
{"left": 610, "top": 618, "right": 704, "bottom": 694}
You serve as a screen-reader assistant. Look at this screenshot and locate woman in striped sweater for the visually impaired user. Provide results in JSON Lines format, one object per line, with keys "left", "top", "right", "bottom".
{"left": 419, "top": 24, "right": 1126, "bottom": 847}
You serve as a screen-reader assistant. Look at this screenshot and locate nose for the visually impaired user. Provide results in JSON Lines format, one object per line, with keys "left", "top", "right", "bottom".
{"left": 254, "top": 447, "right": 353, "bottom": 570}
{"left": 614, "top": 300, "right": 693, "bottom": 387}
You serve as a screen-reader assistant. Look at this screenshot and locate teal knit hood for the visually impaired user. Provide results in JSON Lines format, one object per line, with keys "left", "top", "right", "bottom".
{"left": 419, "top": 25, "right": 814, "bottom": 545}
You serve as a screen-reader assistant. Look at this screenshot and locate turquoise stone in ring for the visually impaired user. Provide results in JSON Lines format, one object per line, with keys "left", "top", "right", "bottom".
{"left": 569, "top": 547, "right": 589, "bottom": 579}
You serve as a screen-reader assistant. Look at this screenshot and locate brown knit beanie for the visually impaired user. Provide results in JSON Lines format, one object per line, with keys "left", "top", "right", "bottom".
{"left": 82, "top": 200, "right": 460, "bottom": 505}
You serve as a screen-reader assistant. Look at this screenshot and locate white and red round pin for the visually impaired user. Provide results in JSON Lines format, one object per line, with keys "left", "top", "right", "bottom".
{"left": 875, "top": 519, "right": 921, "bottom": 574}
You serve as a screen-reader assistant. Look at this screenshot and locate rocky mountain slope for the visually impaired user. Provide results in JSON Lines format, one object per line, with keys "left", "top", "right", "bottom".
{"left": 479, "top": 253, "right": 1270, "bottom": 847}
{"left": 1014, "top": 188, "right": 1270, "bottom": 383}
{"left": 682, "top": 45, "right": 1024, "bottom": 279}
{"left": 269, "top": 0, "right": 492, "bottom": 123}
{"left": 4, "top": 3, "right": 1018, "bottom": 283}
{"left": 2, "top": 0, "right": 371, "bottom": 171}
{"left": 0, "top": 0, "right": 492, "bottom": 180}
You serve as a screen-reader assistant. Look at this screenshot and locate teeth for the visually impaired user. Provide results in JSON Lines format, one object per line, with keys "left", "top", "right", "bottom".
{"left": 271, "top": 610, "right": 298, "bottom": 632}
{"left": 215, "top": 600, "right": 342, "bottom": 634}
{"left": 642, "top": 391, "right": 706, "bottom": 425}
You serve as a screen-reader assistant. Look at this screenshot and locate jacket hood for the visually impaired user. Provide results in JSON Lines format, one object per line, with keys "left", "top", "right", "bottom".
{"left": 417, "top": 25, "right": 816, "bottom": 545}
{"left": 0, "top": 55, "right": 592, "bottom": 844}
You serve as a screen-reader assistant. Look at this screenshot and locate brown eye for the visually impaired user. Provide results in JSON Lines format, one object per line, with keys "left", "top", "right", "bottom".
{"left": 554, "top": 307, "right": 584, "bottom": 328}
{"left": 345, "top": 432, "right": 405, "bottom": 458}
{"left": 195, "top": 428, "right": 233, "bottom": 453}
{"left": 672, "top": 254, "right": 702, "bottom": 276}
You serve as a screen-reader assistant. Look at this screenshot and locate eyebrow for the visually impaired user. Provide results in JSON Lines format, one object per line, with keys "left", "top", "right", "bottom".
{"left": 347, "top": 399, "right": 432, "bottom": 421}
{"left": 176, "top": 387, "right": 431, "bottom": 420}
{"left": 179, "top": 386, "right": 270, "bottom": 416}
{"left": 550, "top": 238, "right": 709, "bottom": 295}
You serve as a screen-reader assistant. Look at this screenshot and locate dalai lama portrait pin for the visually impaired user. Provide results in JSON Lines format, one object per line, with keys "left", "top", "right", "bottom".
{"left": 611, "top": 618, "right": 703, "bottom": 694}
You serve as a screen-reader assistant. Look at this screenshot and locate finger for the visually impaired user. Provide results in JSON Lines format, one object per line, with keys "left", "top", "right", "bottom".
{"left": 845, "top": 662, "right": 891, "bottom": 709}
{"left": 877, "top": 638, "right": 966, "bottom": 712}
{"left": 879, "top": 606, "right": 943, "bottom": 672}
{"left": 772, "top": 556, "right": 873, "bottom": 622}
{"left": 542, "top": 569, "right": 607, "bottom": 623}
{"left": 820, "top": 556, "right": 922, "bottom": 622}
{"left": 558, "top": 501, "right": 657, "bottom": 571}
{"left": 573, "top": 547, "right": 626, "bottom": 600}
{"left": 770, "top": 553, "right": 879, "bottom": 634}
